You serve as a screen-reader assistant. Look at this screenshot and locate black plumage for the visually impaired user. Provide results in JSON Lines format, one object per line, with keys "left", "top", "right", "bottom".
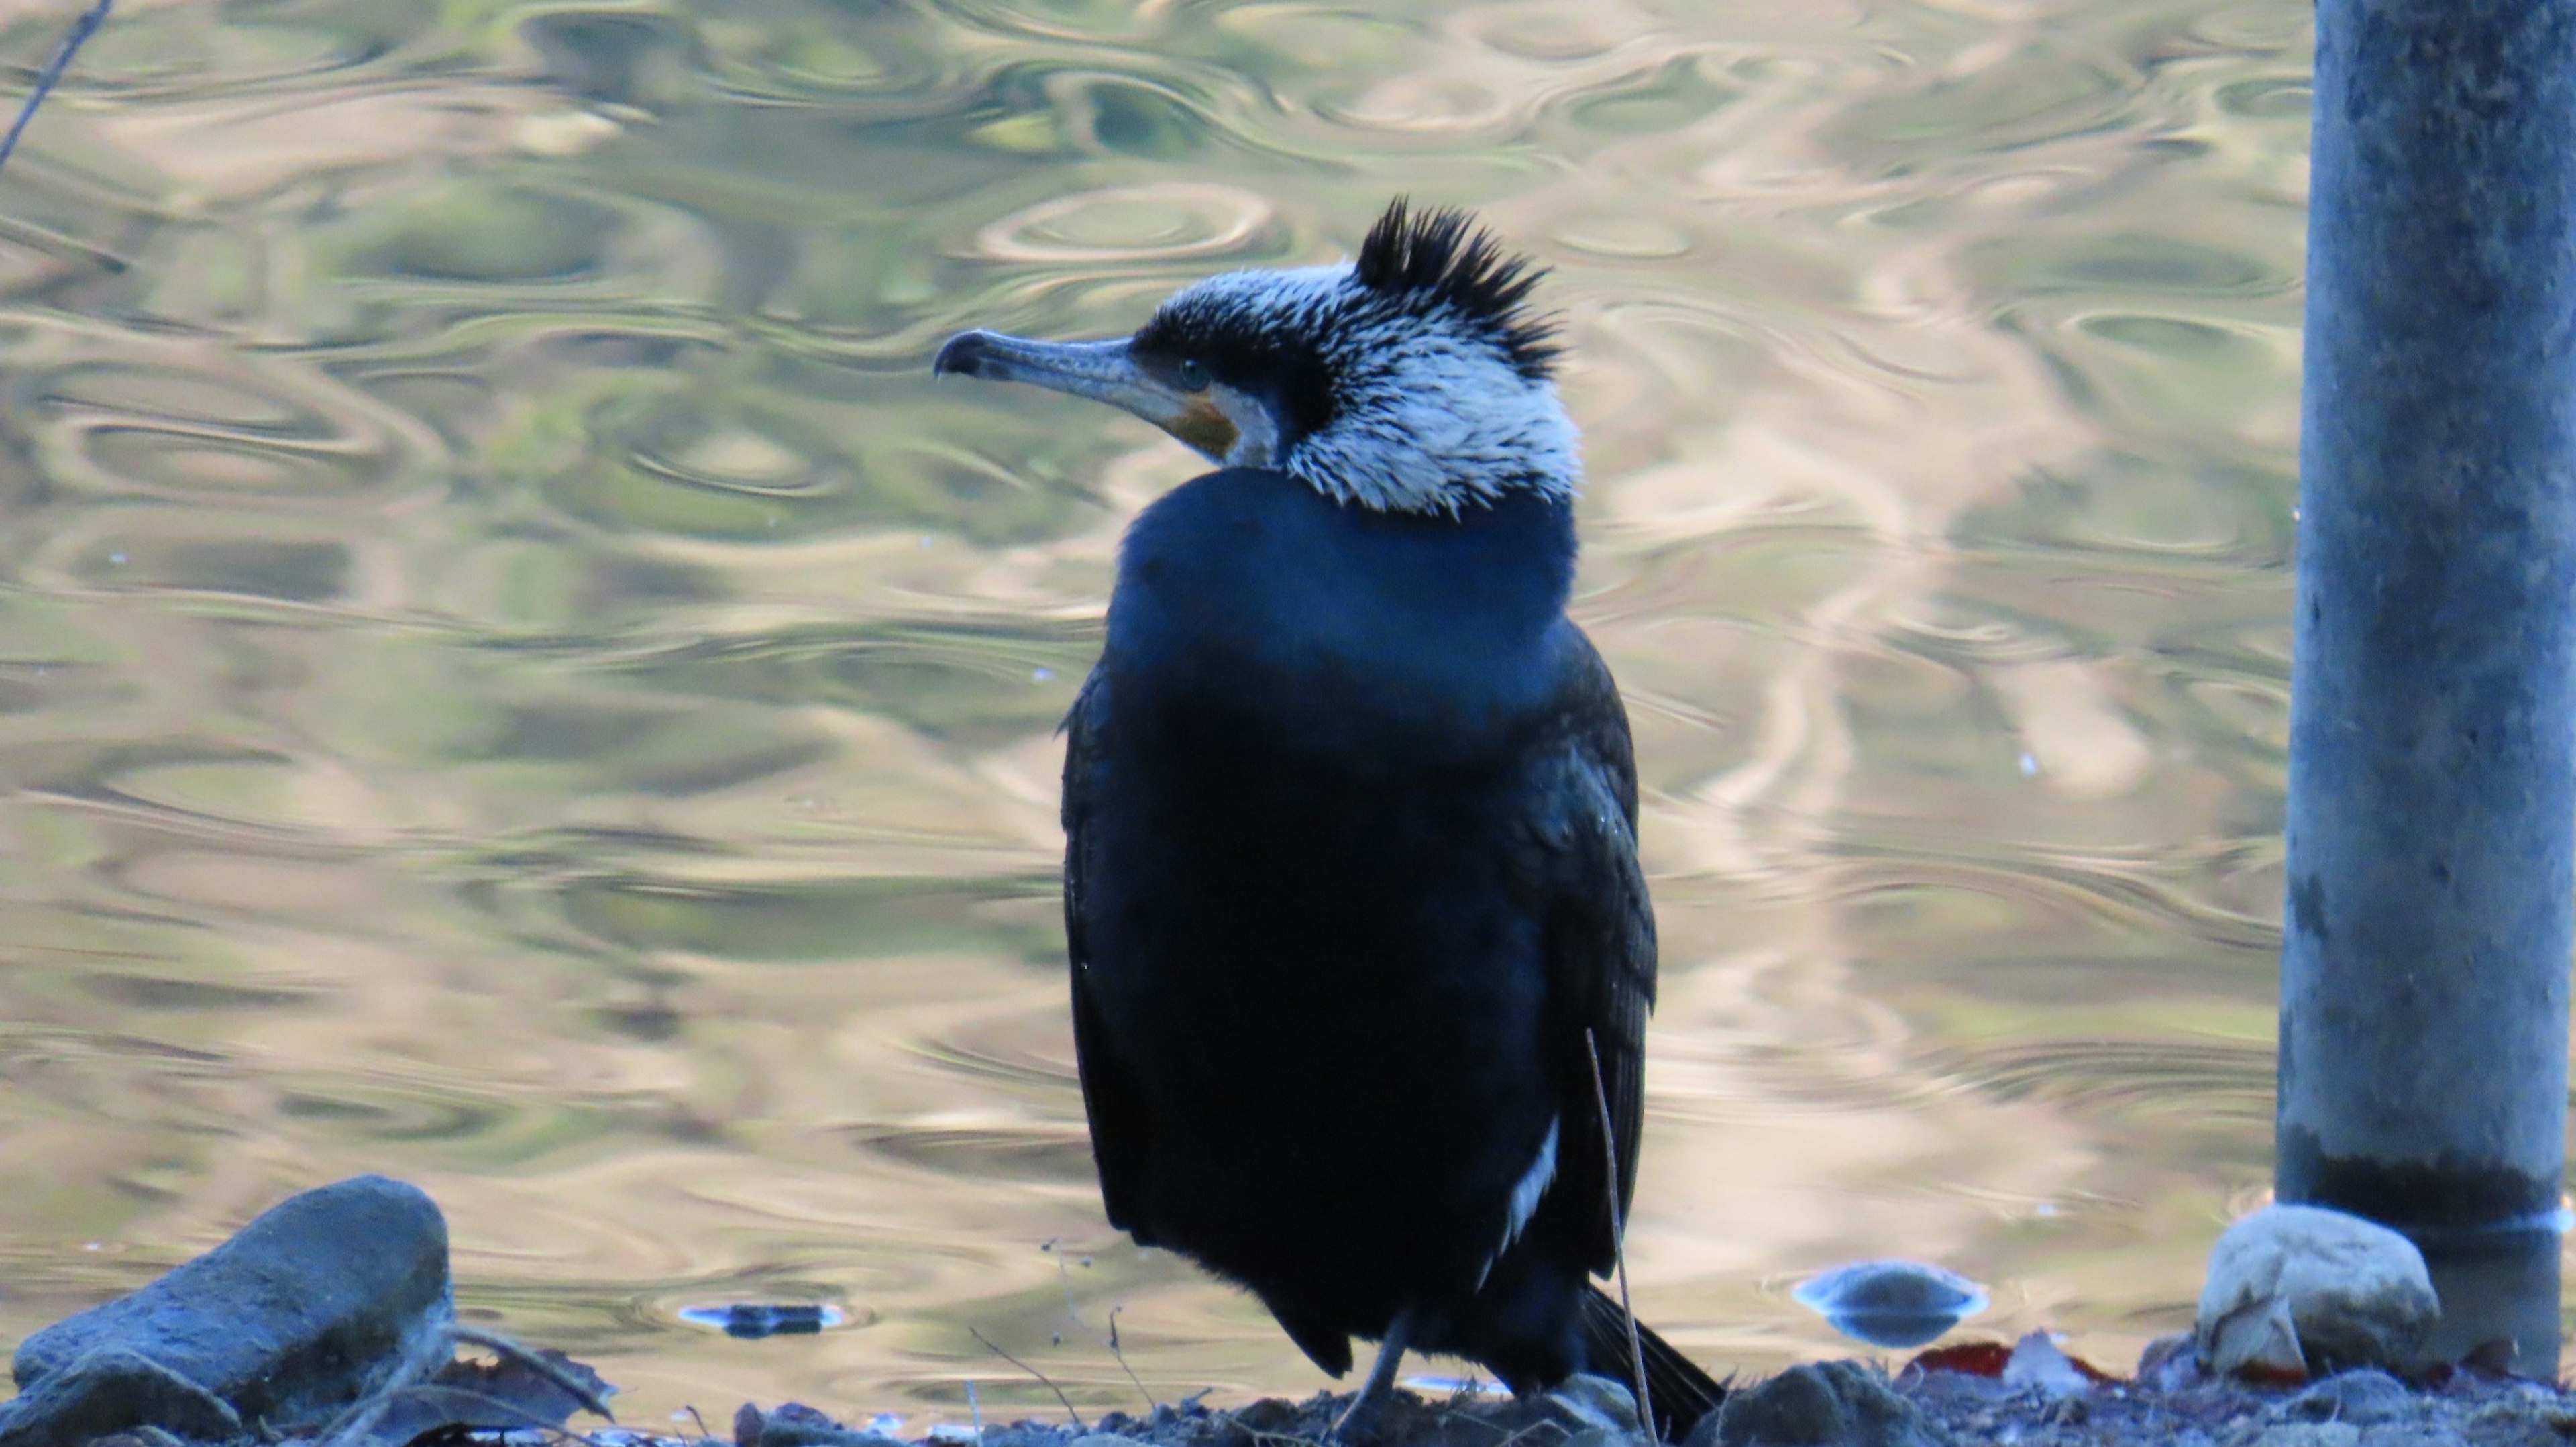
{"left": 936, "top": 200, "right": 1723, "bottom": 1442}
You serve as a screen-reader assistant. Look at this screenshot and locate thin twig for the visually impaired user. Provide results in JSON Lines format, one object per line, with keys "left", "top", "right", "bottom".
{"left": 1106, "top": 1305, "right": 1158, "bottom": 1412}
{"left": 1585, "top": 1029, "right": 1652, "bottom": 1440}
{"left": 315, "top": 1388, "right": 396, "bottom": 1447}
{"left": 686, "top": 1404, "right": 714, "bottom": 1442}
{"left": 1049, "top": 1241, "right": 1087, "bottom": 1326}
{"left": 969, "top": 1327, "right": 1085, "bottom": 1430}
{"left": 1219, "top": 1411, "right": 1328, "bottom": 1447}
{"left": 451, "top": 1324, "right": 619, "bottom": 1422}
{"left": 0, "top": 0, "right": 109, "bottom": 177}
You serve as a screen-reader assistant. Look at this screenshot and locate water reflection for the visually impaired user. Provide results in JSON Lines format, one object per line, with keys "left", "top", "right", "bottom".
{"left": 0, "top": 0, "right": 2333, "bottom": 1422}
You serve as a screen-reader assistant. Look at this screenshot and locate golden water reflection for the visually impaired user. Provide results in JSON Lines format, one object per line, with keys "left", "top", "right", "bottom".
{"left": 0, "top": 0, "right": 2340, "bottom": 1423}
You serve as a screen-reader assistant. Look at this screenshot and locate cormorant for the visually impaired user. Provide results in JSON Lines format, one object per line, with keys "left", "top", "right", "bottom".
{"left": 934, "top": 199, "right": 1723, "bottom": 1442}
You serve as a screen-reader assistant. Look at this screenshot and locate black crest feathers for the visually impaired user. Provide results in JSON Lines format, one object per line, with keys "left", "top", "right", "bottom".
{"left": 1354, "top": 197, "right": 1562, "bottom": 379}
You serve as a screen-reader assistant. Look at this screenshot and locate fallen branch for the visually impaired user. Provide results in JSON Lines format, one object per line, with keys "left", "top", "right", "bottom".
{"left": 1106, "top": 1304, "right": 1158, "bottom": 1412}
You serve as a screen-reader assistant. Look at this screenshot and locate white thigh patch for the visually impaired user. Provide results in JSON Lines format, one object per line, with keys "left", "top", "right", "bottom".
{"left": 1483, "top": 1116, "right": 1560, "bottom": 1282}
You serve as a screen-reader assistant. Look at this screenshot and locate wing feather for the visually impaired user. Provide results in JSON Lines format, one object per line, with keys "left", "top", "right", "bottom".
{"left": 1061, "top": 669, "right": 1155, "bottom": 1238}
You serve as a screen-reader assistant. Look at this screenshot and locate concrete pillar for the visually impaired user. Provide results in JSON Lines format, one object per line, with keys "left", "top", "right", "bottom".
{"left": 2277, "top": 0, "right": 2576, "bottom": 1375}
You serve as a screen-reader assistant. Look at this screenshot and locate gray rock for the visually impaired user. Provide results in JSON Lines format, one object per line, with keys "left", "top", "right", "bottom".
{"left": 1543, "top": 1374, "right": 1646, "bottom": 1436}
{"left": 2196, "top": 1205, "right": 2438, "bottom": 1378}
{"left": 2286, "top": 1369, "right": 2412, "bottom": 1426}
{"left": 1695, "top": 1362, "right": 1943, "bottom": 1447}
{"left": 737, "top": 1403, "right": 908, "bottom": 1447}
{"left": 0, "top": 1175, "right": 451, "bottom": 1445}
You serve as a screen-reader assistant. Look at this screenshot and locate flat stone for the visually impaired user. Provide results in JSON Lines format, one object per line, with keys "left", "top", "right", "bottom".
{"left": 2196, "top": 1205, "right": 2438, "bottom": 1379}
{"left": 0, "top": 1175, "right": 451, "bottom": 1445}
{"left": 1695, "top": 1362, "right": 1941, "bottom": 1447}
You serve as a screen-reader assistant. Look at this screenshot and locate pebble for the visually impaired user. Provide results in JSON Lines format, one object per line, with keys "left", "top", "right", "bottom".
{"left": 2285, "top": 1369, "right": 2411, "bottom": 1426}
{"left": 2000, "top": 1330, "right": 2092, "bottom": 1399}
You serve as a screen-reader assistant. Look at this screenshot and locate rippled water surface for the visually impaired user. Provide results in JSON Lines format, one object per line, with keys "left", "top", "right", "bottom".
{"left": 0, "top": 0, "right": 2332, "bottom": 1422}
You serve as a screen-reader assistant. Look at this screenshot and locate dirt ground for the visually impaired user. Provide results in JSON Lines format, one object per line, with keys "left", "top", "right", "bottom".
{"left": 708, "top": 1356, "right": 2576, "bottom": 1447}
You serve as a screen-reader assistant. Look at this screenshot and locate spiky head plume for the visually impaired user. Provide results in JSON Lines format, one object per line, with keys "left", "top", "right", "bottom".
{"left": 1353, "top": 198, "right": 1562, "bottom": 381}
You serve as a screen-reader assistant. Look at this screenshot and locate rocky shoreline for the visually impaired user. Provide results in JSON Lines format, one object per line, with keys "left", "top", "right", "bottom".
{"left": 4, "top": 1178, "right": 2572, "bottom": 1447}
{"left": 727, "top": 1360, "right": 2576, "bottom": 1447}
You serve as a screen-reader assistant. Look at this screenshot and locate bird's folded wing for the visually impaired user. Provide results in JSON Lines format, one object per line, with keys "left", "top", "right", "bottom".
{"left": 1061, "top": 668, "right": 1155, "bottom": 1239}
{"left": 1517, "top": 624, "right": 1657, "bottom": 1276}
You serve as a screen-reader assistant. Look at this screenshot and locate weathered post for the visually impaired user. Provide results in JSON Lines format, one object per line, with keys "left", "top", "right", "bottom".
{"left": 2279, "top": 0, "right": 2576, "bottom": 1373}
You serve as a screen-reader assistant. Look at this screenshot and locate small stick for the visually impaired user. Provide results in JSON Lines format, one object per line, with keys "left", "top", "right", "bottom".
{"left": 451, "top": 1323, "right": 619, "bottom": 1422}
{"left": 1585, "top": 1029, "right": 1653, "bottom": 1440}
{"left": 969, "top": 1326, "right": 1086, "bottom": 1430}
{"left": 0, "top": 0, "right": 109, "bottom": 177}
{"left": 1106, "top": 1305, "right": 1158, "bottom": 1412}
{"left": 1049, "top": 1240, "right": 1087, "bottom": 1326}
{"left": 967, "top": 1378, "right": 984, "bottom": 1438}
{"left": 686, "top": 1405, "right": 715, "bottom": 1442}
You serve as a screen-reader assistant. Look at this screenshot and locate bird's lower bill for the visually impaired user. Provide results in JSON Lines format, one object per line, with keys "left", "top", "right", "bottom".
{"left": 934, "top": 329, "right": 1240, "bottom": 462}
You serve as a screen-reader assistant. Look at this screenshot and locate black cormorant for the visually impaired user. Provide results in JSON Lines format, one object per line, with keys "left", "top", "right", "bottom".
{"left": 935, "top": 199, "right": 1723, "bottom": 1442}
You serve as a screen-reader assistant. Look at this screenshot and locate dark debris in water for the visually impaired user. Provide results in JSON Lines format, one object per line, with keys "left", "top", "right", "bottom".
{"left": 679, "top": 1304, "right": 843, "bottom": 1339}
{"left": 1792, "top": 1261, "right": 1990, "bottom": 1351}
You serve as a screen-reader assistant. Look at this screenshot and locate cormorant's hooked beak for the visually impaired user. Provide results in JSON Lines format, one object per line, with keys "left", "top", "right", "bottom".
{"left": 935, "top": 331, "right": 1238, "bottom": 462}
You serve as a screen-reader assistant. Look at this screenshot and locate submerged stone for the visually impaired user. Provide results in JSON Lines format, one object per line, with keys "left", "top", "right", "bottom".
{"left": 1791, "top": 1261, "right": 1988, "bottom": 1349}
{"left": 682, "top": 1303, "right": 843, "bottom": 1339}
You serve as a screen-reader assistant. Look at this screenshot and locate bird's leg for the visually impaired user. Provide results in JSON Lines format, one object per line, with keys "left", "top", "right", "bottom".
{"left": 1328, "top": 1307, "right": 1415, "bottom": 1446}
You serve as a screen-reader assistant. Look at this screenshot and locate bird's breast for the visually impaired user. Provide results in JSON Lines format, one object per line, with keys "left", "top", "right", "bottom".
{"left": 1105, "top": 467, "right": 1578, "bottom": 761}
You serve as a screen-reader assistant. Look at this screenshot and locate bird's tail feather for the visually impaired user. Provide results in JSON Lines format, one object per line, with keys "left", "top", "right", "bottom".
{"left": 1580, "top": 1284, "right": 1725, "bottom": 1444}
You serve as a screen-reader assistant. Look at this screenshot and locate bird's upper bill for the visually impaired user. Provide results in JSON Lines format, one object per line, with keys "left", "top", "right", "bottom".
{"left": 932, "top": 199, "right": 1582, "bottom": 515}
{"left": 933, "top": 331, "right": 1243, "bottom": 462}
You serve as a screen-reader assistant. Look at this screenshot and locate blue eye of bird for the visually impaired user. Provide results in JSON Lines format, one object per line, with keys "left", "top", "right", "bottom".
{"left": 1177, "top": 358, "right": 1210, "bottom": 392}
